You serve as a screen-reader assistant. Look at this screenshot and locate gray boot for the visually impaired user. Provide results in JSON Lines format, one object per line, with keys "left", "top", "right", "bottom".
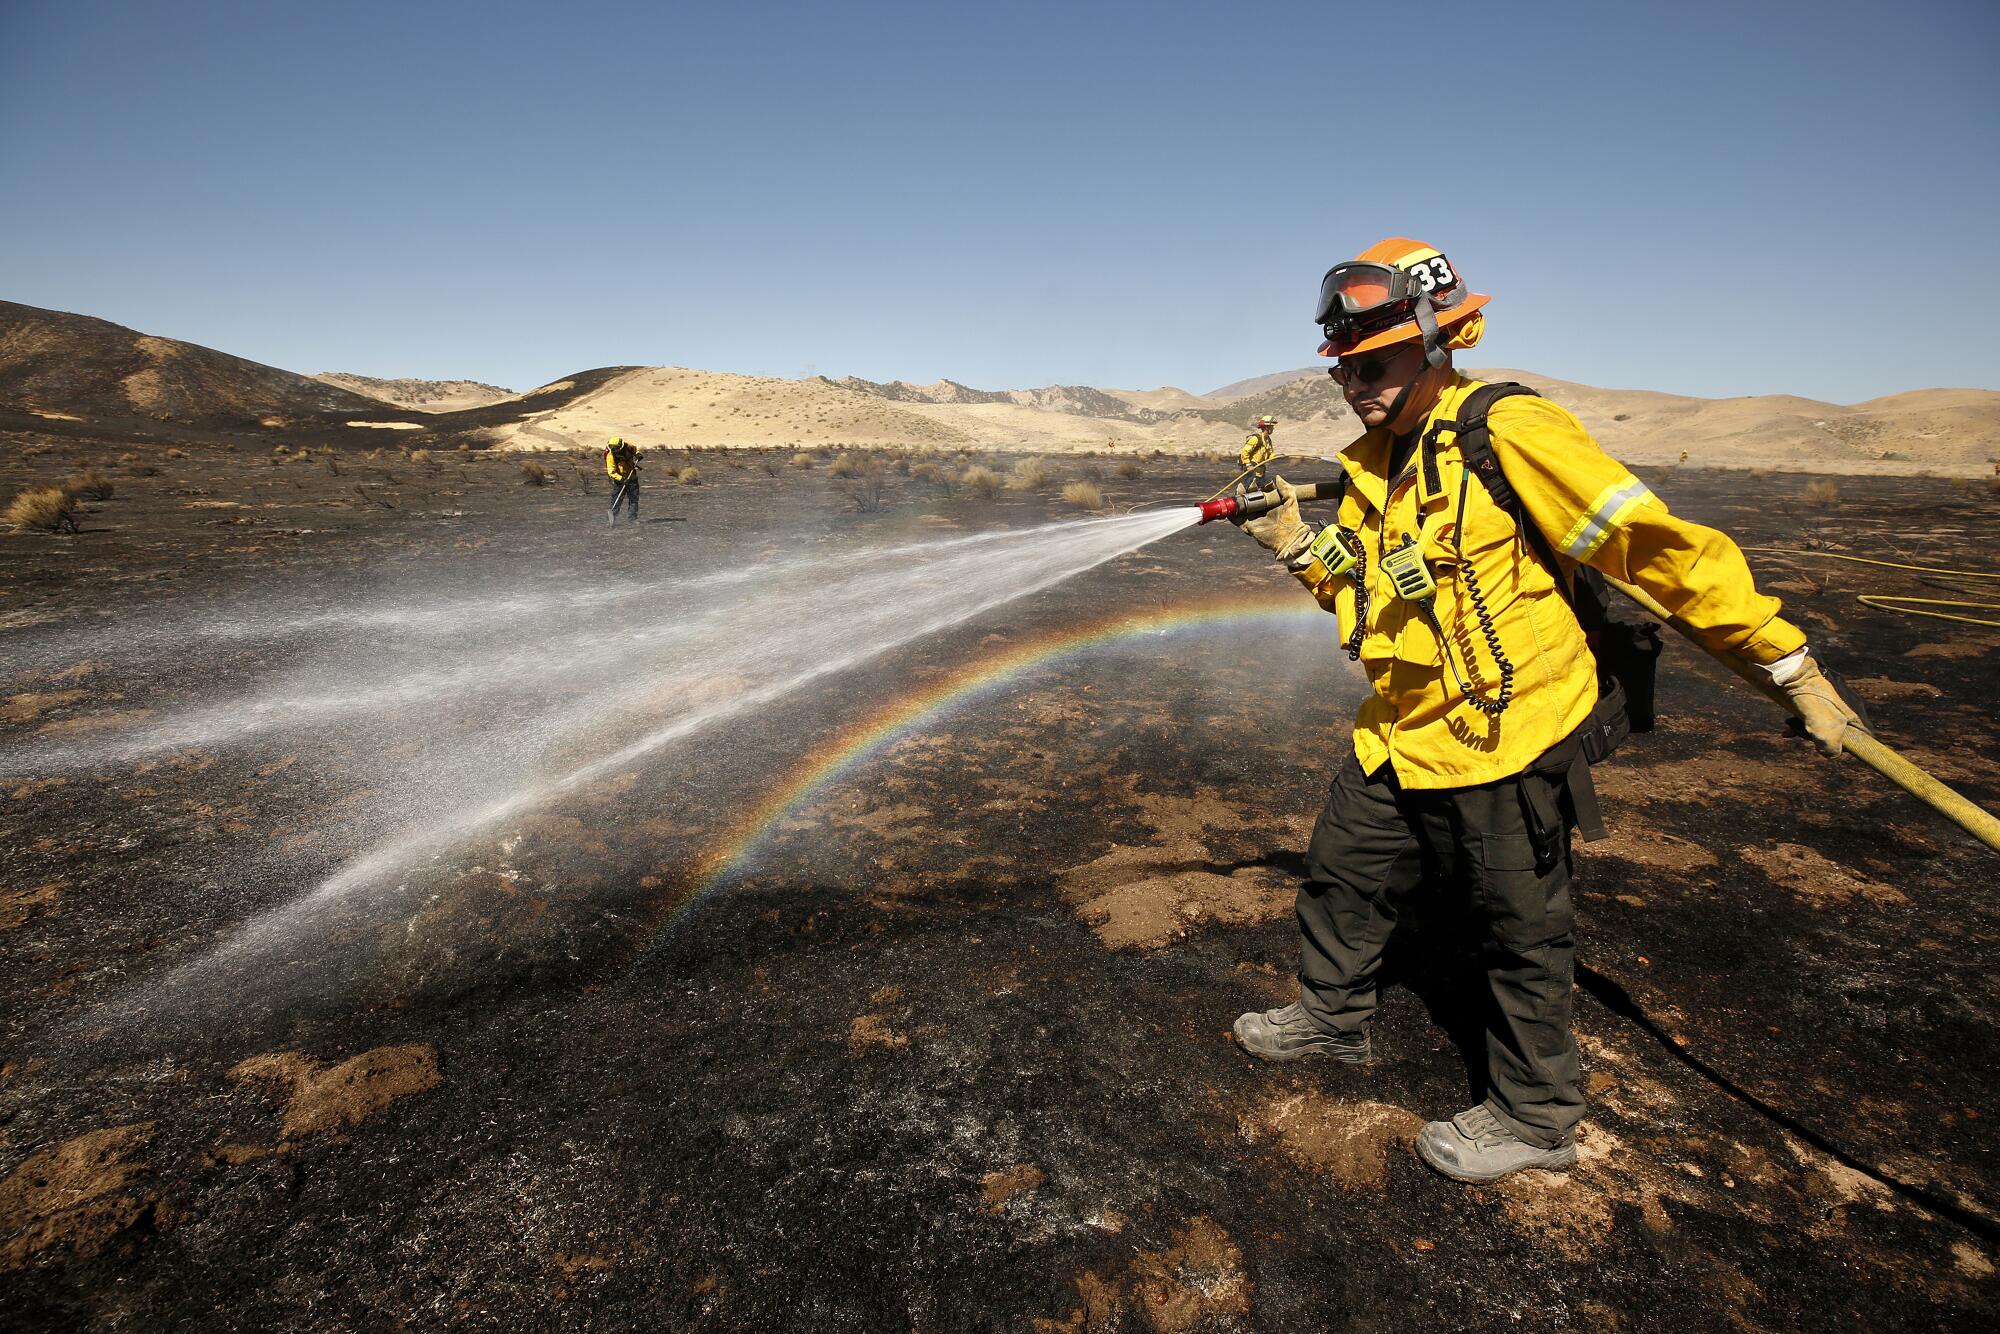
{"left": 1415, "top": 1104, "right": 1577, "bottom": 1182}
{"left": 1232, "top": 1002, "right": 1370, "bottom": 1063}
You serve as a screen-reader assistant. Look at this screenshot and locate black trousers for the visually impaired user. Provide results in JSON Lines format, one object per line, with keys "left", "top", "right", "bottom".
{"left": 609, "top": 475, "right": 639, "bottom": 521}
{"left": 1296, "top": 747, "right": 1587, "bottom": 1148}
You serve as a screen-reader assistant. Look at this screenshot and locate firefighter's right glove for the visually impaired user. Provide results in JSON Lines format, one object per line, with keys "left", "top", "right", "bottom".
{"left": 1775, "top": 652, "right": 1870, "bottom": 756}
{"left": 1236, "top": 475, "right": 1311, "bottom": 563}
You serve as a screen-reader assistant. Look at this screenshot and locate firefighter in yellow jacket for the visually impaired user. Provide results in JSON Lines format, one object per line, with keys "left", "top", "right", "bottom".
{"left": 605, "top": 436, "right": 641, "bottom": 525}
{"left": 1230, "top": 238, "right": 1867, "bottom": 1182}
{"left": 1239, "top": 415, "right": 1277, "bottom": 490}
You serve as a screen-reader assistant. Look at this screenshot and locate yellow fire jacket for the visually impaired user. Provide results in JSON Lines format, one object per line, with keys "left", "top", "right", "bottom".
{"left": 605, "top": 445, "right": 639, "bottom": 482}
{"left": 1298, "top": 376, "right": 1806, "bottom": 788}
{"left": 1239, "top": 432, "right": 1274, "bottom": 471}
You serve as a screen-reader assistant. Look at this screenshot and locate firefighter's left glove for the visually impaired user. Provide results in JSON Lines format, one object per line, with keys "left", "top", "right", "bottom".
{"left": 1237, "top": 475, "right": 1311, "bottom": 563}
{"left": 1775, "top": 652, "right": 1870, "bottom": 756}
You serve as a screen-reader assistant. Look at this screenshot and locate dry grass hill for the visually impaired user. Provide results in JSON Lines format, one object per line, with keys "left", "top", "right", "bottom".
{"left": 313, "top": 372, "right": 513, "bottom": 413}
{"left": 1, "top": 300, "right": 1992, "bottom": 474}
{"left": 0, "top": 300, "right": 390, "bottom": 429}
{"left": 1208, "top": 367, "right": 1321, "bottom": 401}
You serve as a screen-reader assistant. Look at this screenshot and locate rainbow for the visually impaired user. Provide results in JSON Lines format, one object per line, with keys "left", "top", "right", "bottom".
{"left": 677, "top": 592, "right": 1337, "bottom": 911}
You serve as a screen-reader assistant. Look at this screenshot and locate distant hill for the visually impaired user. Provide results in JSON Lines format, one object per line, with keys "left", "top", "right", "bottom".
{"left": 1208, "top": 368, "right": 1321, "bottom": 400}
{"left": 831, "top": 375, "right": 1171, "bottom": 422}
{"left": 314, "top": 372, "right": 513, "bottom": 413}
{"left": 1461, "top": 368, "right": 1999, "bottom": 474}
{"left": 0, "top": 300, "right": 390, "bottom": 428}
{"left": 1103, "top": 385, "right": 1212, "bottom": 412}
{"left": 3, "top": 298, "right": 1990, "bottom": 472}
{"left": 1193, "top": 372, "right": 1342, "bottom": 429}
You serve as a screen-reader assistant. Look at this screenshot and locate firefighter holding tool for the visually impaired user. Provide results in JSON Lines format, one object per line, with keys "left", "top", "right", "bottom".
{"left": 605, "top": 435, "right": 641, "bottom": 525}
{"left": 1229, "top": 238, "right": 1867, "bottom": 1182}
{"left": 1240, "top": 415, "right": 1278, "bottom": 490}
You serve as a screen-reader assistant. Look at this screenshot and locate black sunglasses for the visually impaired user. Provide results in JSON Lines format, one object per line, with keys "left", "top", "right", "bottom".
{"left": 1327, "top": 343, "right": 1417, "bottom": 387}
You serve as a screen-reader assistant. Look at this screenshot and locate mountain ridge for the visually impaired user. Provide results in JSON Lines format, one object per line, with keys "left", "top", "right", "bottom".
{"left": 1, "top": 300, "right": 1992, "bottom": 474}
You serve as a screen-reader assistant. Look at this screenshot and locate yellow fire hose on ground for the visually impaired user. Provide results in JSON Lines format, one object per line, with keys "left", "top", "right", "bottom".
{"left": 1742, "top": 546, "right": 2000, "bottom": 629}
{"left": 1605, "top": 575, "right": 2000, "bottom": 856}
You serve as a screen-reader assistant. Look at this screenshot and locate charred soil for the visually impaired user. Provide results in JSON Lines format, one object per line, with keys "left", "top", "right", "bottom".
{"left": 2, "top": 436, "right": 1997, "bottom": 1330}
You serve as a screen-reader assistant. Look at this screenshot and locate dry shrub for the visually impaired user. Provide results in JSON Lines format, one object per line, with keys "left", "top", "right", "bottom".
{"left": 1117, "top": 460, "right": 1141, "bottom": 479}
{"left": 791, "top": 452, "right": 816, "bottom": 468}
{"left": 1006, "top": 457, "right": 1050, "bottom": 491}
{"left": 761, "top": 459, "right": 782, "bottom": 477}
{"left": 164, "top": 448, "right": 186, "bottom": 459}
{"left": 118, "top": 452, "right": 139, "bottom": 464}
{"left": 963, "top": 465, "right": 1002, "bottom": 499}
{"left": 408, "top": 449, "right": 433, "bottom": 464}
{"left": 844, "top": 474, "right": 886, "bottom": 512}
{"left": 367, "top": 447, "right": 386, "bottom": 460}
{"left": 519, "top": 460, "right": 550, "bottom": 486}
{"left": 5, "top": 486, "right": 79, "bottom": 533}
{"left": 827, "top": 453, "right": 859, "bottom": 478}
{"left": 1805, "top": 479, "right": 1840, "bottom": 507}
{"left": 1062, "top": 481, "right": 1105, "bottom": 509}
{"left": 678, "top": 466, "right": 701, "bottom": 486}
{"left": 64, "top": 470, "right": 114, "bottom": 501}
{"left": 891, "top": 455, "right": 911, "bottom": 475}
{"left": 23, "top": 444, "right": 52, "bottom": 458}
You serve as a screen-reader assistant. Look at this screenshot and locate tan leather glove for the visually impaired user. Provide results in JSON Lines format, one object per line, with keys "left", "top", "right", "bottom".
{"left": 1237, "top": 476, "right": 1311, "bottom": 562}
{"left": 1779, "top": 654, "right": 1869, "bottom": 756}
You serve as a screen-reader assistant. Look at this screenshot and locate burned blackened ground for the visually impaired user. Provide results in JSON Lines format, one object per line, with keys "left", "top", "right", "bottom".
{"left": 2, "top": 436, "right": 1997, "bottom": 1331}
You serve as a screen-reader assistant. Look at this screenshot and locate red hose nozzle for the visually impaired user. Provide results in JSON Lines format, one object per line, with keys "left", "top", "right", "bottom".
{"left": 1197, "top": 496, "right": 1242, "bottom": 525}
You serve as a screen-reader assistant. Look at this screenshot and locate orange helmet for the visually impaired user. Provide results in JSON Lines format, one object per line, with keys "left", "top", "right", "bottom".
{"left": 1314, "top": 238, "right": 1489, "bottom": 365}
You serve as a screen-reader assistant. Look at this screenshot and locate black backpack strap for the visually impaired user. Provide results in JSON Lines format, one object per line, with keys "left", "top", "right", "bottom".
{"left": 1448, "top": 382, "right": 1539, "bottom": 528}
{"left": 1445, "top": 382, "right": 1580, "bottom": 604}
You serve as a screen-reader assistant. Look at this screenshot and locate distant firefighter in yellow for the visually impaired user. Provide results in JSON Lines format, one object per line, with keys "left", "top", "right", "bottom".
{"left": 605, "top": 435, "right": 641, "bottom": 525}
{"left": 1239, "top": 415, "right": 1277, "bottom": 490}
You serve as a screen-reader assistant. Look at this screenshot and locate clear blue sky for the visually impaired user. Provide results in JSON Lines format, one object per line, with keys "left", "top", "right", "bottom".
{"left": 3, "top": 0, "right": 1995, "bottom": 402}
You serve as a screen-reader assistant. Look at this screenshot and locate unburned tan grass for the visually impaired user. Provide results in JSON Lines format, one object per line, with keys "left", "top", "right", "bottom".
{"left": 962, "top": 465, "right": 1002, "bottom": 500}
{"left": 1007, "top": 457, "right": 1051, "bottom": 491}
{"left": 62, "top": 471, "right": 114, "bottom": 501}
{"left": 1061, "top": 481, "right": 1104, "bottom": 509}
{"left": 4, "top": 487, "right": 80, "bottom": 533}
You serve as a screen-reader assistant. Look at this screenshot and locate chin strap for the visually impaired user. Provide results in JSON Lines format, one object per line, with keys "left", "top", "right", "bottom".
{"left": 1412, "top": 291, "right": 1447, "bottom": 368}
{"left": 1377, "top": 378, "right": 1419, "bottom": 441}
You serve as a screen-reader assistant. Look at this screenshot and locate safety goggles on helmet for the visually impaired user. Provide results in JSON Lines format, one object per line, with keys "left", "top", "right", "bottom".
{"left": 1314, "top": 256, "right": 1464, "bottom": 349}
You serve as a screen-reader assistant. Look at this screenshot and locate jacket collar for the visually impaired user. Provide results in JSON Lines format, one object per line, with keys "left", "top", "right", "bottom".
{"left": 1336, "top": 374, "right": 1484, "bottom": 512}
